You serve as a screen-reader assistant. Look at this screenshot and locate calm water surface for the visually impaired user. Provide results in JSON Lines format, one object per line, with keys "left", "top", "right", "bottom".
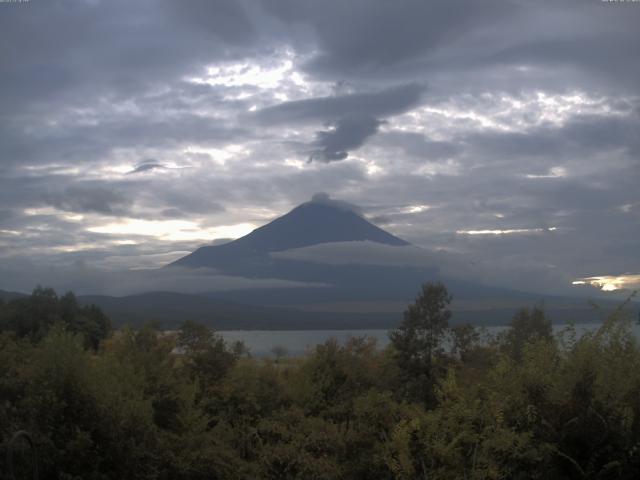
{"left": 220, "top": 323, "right": 640, "bottom": 357}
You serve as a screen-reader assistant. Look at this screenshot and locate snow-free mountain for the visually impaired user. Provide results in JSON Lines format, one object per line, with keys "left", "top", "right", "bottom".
{"left": 167, "top": 197, "right": 437, "bottom": 293}
{"left": 170, "top": 199, "right": 409, "bottom": 270}
{"left": 4, "top": 196, "right": 613, "bottom": 329}
{"left": 142, "top": 196, "right": 618, "bottom": 329}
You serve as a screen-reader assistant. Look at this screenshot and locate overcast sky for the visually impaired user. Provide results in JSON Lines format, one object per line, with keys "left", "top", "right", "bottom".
{"left": 0, "top": 0, "right": 639, "bottom": 295}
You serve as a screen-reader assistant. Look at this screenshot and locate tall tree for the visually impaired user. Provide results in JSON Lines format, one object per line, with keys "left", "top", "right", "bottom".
{"left": 500, "top": 306, "right": 552, "bottom": 360}
{"left": 177, "top": 320, "right": 240, "bottom": 397}
{"left": 389, "top": 282, "right": 452, "bottom": 404}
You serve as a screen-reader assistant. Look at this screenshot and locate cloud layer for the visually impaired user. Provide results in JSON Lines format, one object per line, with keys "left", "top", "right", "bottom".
{"left": 0, "top": 0, "right": 638, "bottom": 295}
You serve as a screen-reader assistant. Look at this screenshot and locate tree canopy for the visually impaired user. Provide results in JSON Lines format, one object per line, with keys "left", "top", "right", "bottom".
{"left": 1, "top": 285, "right": 639, "bottom": 479}
{"left": 0, "top": 286, "right": 111, "bottom": 348}
{"left": 389, "top": 281, "right": 452, "bottom": 404}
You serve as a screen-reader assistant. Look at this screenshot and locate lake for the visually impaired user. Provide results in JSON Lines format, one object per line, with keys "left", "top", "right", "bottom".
{"left": 219, "top": 322, "right": 640, "bottom": 357}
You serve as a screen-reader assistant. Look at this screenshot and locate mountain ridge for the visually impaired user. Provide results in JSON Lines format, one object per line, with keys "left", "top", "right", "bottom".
{"left": 170, "top": 201, "right": 409, "bottom": 269}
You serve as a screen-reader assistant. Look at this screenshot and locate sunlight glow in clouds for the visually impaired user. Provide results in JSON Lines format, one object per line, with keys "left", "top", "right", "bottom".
{"left": 402, "top": 205, "right": 431, "bottom": 214}
{"left": 572, "top": 274, "right": 640, "bottom": 292}
{"left": 88, "top": 219, "right": 256, "bottom": 242}
{"left": 183, "top": 145, "right": 250, "bottom": 166}
{"left": 415, "top": 160, "right": 460, "bottom": 177}
{"left": 457, "top": 227, "right": 557, "bottom": 235}
{"left": 186, "top": 51, "right": 309, "bottom": 92}
{"left": 391, "top": 90, "right": 624, "bottom": 137}
{"left": 526, "top": 167, "right": 567, "bottom": 179}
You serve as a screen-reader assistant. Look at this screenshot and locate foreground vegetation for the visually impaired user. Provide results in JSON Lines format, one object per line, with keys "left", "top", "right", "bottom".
{"left": 1, "top": 285, "right": 639, "bottom": 479}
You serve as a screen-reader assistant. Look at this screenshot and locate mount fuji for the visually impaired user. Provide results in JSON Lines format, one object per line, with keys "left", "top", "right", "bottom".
{"left": 80, "top": 196, "right": 620, "bottom": 329}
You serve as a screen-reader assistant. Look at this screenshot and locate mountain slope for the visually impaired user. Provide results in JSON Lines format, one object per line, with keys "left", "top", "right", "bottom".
{"left": 232, "top": 202, "right": 409, "bottom": 251}
{"left": 0, "top": 289, "right": 27, "bottom": 302}
{"left": 166, "top": 199, "right": 558, "bottom": 308}
{"left": 161, "top": 197, "right": 628, "bottom": 329}
{"left": 171, "top": 201, "right": 408, "bottom": 269}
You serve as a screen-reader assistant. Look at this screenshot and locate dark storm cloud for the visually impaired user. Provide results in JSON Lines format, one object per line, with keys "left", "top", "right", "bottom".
{"left": 262, "top": 0, "right": 640, "bottom": 98}
{"left": 376, "top": 132, "right": 461, "bottom": 161}
{"left": 0, "top": 109, "right": 249, "bottom": 171}
{"left": 308, "top": 114, "right": 382, "bottom": 163}
{"left": 151, "top": 189, "right": 226, "bottom": 217}
{"left": 561, "top": 112, "right": 640, "bottom": 154}
{"left": 0, "top": 0, "right": 259, "bottom": 114}
{"left": 163, "top": 0, "right": 257, "bottom": 45}
{"left": 462, "top": 106, "right": 640, "bottom": 164}
{"left": 255, "top": 84, "right": 424, "bottom": 162}
{"left": 264, "top": 0, "right": 512, "bottom": 76}
{"left": 128, "top": 161, "right": 167, "bottom": 175}
{"left": 254, "top": 84, "right": 425, "bottom": 124}
{"left": 45, "top": 186, "right": 132, "bottom": 216}
{"left": 485, "top": 31, "right": 640, "bottom": 93}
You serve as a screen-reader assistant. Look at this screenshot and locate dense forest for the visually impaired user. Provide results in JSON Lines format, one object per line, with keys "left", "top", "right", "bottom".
{"left": 1, "top": 285, "right": 639, "bottom": 479}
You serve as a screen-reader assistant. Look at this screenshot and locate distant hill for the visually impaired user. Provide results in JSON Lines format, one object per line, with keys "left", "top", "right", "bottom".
{"left": 75, "top": 290, "right": 629, "bottom": 331}
{"left": 0, "top": 289, "right": 27, "bottom": 302}
{"left": 77, "top": 291, "right": 396, "bottom": 330}
{"left": 2, "top": 283, "right": 632, "bottom": 332}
